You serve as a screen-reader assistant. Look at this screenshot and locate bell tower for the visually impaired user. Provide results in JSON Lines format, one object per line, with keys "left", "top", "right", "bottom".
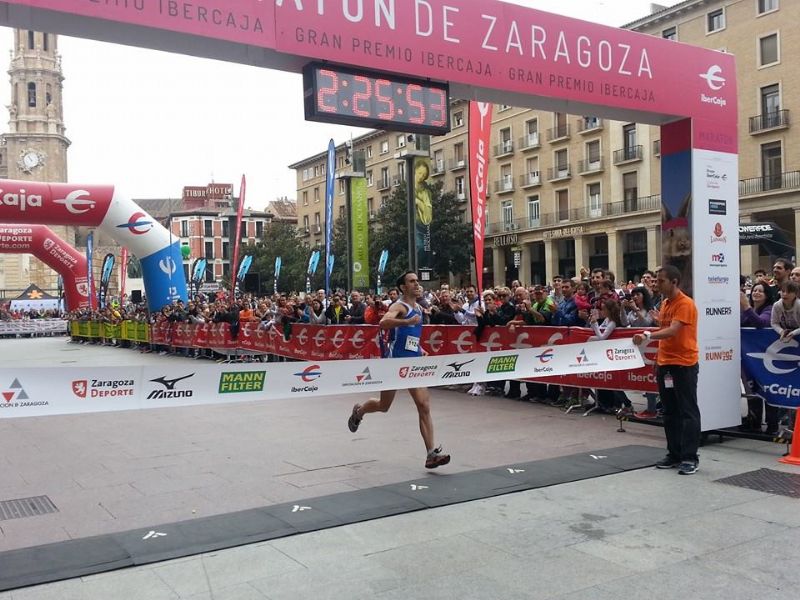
{"left": 0, "top": 29, "right": 72, "bottom": 296}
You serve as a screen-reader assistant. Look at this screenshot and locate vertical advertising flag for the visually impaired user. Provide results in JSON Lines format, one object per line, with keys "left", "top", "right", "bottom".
{"left": 306, "top": 249, "right": 320, "bottom": 295}
{"left": 324, "top": 139, "right": 336, "bottom": 296}
{"left": 376, "top": 249, "right": 389, "bottom": 294}
{"left": 86, "top": 230, "right": 95, "bottom": 310}
{"left": 349, "top": 177, "right": 370, "bottom": 289}
{"left": 191, "top": 257, "right": 207, "bottom": 296}
{"left": 99, "top": 253, "right": 115, "bottom": 309}
{"left": 274, "top": 256, "right": 282, "bottom": 295}
{"left": 413, "top": 156, "right": 433, "bottom": 272}
{"left": 232, "top": 175, "right": 246, "bottom": 291}
{"left": 119, "top": 247, "right": 128, "bottom": 300}
{"left": 468, "top": 101, "right": 493, "bottom": 296}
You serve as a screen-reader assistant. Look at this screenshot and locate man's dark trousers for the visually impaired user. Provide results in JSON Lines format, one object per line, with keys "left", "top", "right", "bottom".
{"left": 657, "top": 363, "right": 701, "bottom": 463}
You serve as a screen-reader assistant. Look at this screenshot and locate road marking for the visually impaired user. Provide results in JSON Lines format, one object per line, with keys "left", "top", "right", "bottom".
{"left": 291, "top": 505, "right": 311, "bottom": 512}
{"left": 590, "top": 455, "right": 607, "bottom": 460}
{"left": 142, "top": 531, "right": 167, "bottom": 540}
{"left": 507, "top": 468, "right": 525, "bottom": 474}
{"left": 409, "top": 484, "right": 429, "bottom": 491}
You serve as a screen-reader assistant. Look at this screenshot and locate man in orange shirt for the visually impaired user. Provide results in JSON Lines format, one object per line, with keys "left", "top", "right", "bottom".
{"left": 633, "top": 265, "right": 700, "bottom": 475}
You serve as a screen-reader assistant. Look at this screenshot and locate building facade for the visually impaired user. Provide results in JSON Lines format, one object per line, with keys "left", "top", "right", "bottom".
{"left": 291, "top": 0, "right": 798, "bottom": 287}
{"left": 0, "top": 29, "right": 72, "bottom": 297}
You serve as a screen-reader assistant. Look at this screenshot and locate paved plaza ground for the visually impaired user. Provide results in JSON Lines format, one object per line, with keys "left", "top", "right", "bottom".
{"left": 1, "top": 337, "right": 797, "bottom": 599}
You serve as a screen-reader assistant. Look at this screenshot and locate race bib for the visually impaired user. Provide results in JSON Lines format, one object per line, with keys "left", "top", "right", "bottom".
{"left": 405, "top": 335, "right": 420, "bottom": 352}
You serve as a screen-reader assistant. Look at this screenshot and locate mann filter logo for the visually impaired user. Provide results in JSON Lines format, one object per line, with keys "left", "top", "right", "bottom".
{"left": 148, "top": 374, "right": 194, "bottom": 400}
{"left": 399, "top": 365, "right": 438, "bottom": 379}
{"left": 218, "top": 371, "right": 265, "bottom": 394}
{"left": 706, "top": 306, "right": 733, "bottom": 316}
{"left": 486, "top": 355, "right": 518, "bottom": 374}
{"left": 343, "top": 367, "right": 382, "bottom": 387}
{"left": 442, "top": 359, "right": 475, "bottom": 379}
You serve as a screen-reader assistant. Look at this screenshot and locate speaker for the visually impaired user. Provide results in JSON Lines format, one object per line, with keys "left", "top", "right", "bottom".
{"left": 130, "top": 290, "right": 143, "bottom": 304}
{"left": 243, "top": 273, "right": 260, "bottom": 293}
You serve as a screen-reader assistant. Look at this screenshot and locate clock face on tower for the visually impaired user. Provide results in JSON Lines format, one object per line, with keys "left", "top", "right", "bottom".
{"left": 19, "top": 149, "right": 45, "bottom": 173}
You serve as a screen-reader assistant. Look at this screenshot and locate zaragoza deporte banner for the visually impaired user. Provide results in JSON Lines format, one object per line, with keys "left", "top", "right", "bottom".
{"left": 349, "top": 177, "right": 369, "bottom": 290}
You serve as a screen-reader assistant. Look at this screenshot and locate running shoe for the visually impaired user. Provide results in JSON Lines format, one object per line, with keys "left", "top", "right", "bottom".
{"left": 655, "top": 455, "right": 681, "bottom": 469}
{"left": 677, "top": 462, "right": 698, "bottom": 475}
{"left": 425, "top": 446, "right": 451, "bottom": 469}
{"left": 634, "top": 410, "right": 658, "bottom": 420}
{"left": 347, "top": 404, "right": 362, "bottom": 433}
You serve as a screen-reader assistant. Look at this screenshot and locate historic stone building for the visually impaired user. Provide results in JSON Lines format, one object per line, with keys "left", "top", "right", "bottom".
{"left": 0, "top": 29, "right": 72, "bottom": 297}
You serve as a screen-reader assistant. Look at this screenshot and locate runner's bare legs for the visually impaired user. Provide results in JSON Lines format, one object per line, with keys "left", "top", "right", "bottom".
{"left": 356, "top": 389, "right": 396, "bottom": 417}
{"left": 355, "top": 388, "right": 434, "bottom": 452}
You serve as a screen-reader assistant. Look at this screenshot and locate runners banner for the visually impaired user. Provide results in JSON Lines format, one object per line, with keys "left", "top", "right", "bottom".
{"left": 468, "top": 101, "right": 492, "bottom": 296}
{"left": 741, "top": 328, "right": 800, "bottom": 409}
{"left": 0, "top": 338, "right": 643, "bottom": 419}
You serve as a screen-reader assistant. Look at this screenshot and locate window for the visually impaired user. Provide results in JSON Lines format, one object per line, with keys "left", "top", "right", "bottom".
{"left": 381, "top": 167, "right": 389, "bottom": 187}
{"left": 205, "top": 266, "right": 214, "bottom": 283}
{"left": 454, "top": 142, "right": 465, "bottom": 164}
{"left": 433, "top": 150, "right": 444, "bottom": 172}
{"left": 339, "top": 205, "right": 345, "bottom": 219}
{"left": 525, "top": 119, "right": 539, "bottom": 146}
{"left": 586, "top": 140, "right": 601, "bottom": 165}
{"left": 205, "top": 241, "right": 214, "bottom": 259}
{"left": 662, "top": 27, "right": 676, "bottom": 40}
{"left": 256, "top": 221, "right": 263, "bottom": 238}
{"left": 455, "top": 176, "right": 465, "bottom": 197}
{"left": 499, "top": 127, "right": 512, "bottom": 153}
{"left": 707, "top": 8, "right": 725, "bottom": 33}
{"left": 498, "top": 104, "right": 512, "bottom": 111}
{"left": 180, "top": 221, "right": 189, "bottom": 237}
{"left": 314, "top": 212, "right": 321, "bottom": 232}
{"left": 45, "top": 84, "right": 52, "bottom": 106}
{"left": 623, "top": 172, "right": 638, "bottom": 211}
{"left": 500, "top": 164, "right": 513, "bottom": 190}
{"left": 758, "top": 0, "right": 778, "bottom": 15}
{"left": 367, "top": 197, "right": 374, "bottom": 215}
{"left": 557, "top": 190, "right": 569, "bottom": 222}
{"left": 623, "top": 123, "right": 637, "bottom": 149}
{"left": 380, "top": 140, "right": 389, "bottom": 154}
{"left": 314, "top": 187, "right": 320, "bottom": 203}
{"left": 381, "top": 195, "right": 389, "bottom": 207}
{"left": 761, "top": 84, "right": 780, "bottom": 121}
{"left": 222, "top": 241, "right": 230, "bottom": 260}
{"left": 27, "top": 30, "right": 34, "bottom": 50}
{"left": 588, "top": 183, "right": 601, "bottom": 217}
{"left": 223, "top": 263, "right": 231, "bottom": 279}
{"left": 453, "top": 111, "right": 464, "bottom": 127}
{"left": 398, "top": 161, "right": 406, "bottom": 182}
{"left": 527, "top": 195, "right": 540, "bottom": 227}
{"left": 397, "top": 134, "right": 406, "bottom": 148}
{"left": 302, "top": 168, "right": 310, "bottom": 181}
{"left": 761, "top": 141, "right": 782, "bottom": 189}
{"left": 555, "top": 149, "right": 568, "bottom": 175}
{"left": 204, "top": 220, "right": 213, "bottom": 237}
{"left": 366, "top": 170, "right": 374, "bottom": 186}
{"left": 27, "top": 82, "right": 36, "bottom": 107}
{"left": 526, "top": 157, "right": 540, "bottom": 184}
{"left": 502, "top": 201, "right": 513, "bottom": 228}
{"left": 337, "top": 179, "right": 344, "bottom": 195}
{"left": 759, "top": 33, "right": 779, "bottom": 66}
{"left": 241, "top": 221, "right": 248, "bottom": 239}
{"left": 366, "top": 145, "right": 373, "bottom": 158}
{"left": 302, "top": 191, "right": 308, "bottom": 206}
{"left": 337, "top": 155, "right": 345, "bottom": 168}
{"left": 43, "top": 34, "right": 48, "bottom": 52}
{"left": 303, "top": 215, "right": 310, "bottom": 231}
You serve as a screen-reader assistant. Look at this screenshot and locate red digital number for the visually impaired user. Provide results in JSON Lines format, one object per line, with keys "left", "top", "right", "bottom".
{"left": 317, "top": 69, "right": 339, "bottom": 113}
{"left": 352, "top": 75, "right": 372, "bottom": 118}
{"left": 375, "top": 79, "right": 394, "bottom": 120}
{"left": 429, "top": 89, "right": 447, "bottom": 127}
{"left": 406, "top": 84, "right": 426, "bottom": 125}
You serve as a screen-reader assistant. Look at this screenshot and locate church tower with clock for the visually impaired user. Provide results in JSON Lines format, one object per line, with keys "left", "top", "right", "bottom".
{"left": 0, "top": 29, "right": 72, "bottom": 296}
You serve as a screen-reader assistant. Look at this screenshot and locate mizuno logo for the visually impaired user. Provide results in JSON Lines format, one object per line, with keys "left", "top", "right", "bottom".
{"left": 446, "top": 359, "right": 475, "bottom": 372}
{"left": 150, "top": 374, "right": 194, "bottom": 390}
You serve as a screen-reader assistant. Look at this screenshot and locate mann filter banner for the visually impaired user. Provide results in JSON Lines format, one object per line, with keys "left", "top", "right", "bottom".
{"left": 741, "top": 328, "right": 800, "bottom": 409}
{"left": 0, "top": 338, "right": 643, "bottom": 419}
{"left": 349, "top": 177, "right": 369, "bottom": 289}
{"left": 468, "top": 101, "right": 492, "bottom": 296}
{"left": 413, "top": 156, "right": 433, "bottom": 271}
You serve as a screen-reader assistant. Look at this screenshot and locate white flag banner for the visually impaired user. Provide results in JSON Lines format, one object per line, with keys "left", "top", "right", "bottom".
{"left": 0, "top": 319, "right": 68, "bottom": 335}
{"left": 0, "top": 338, "right": 643, "bottom": 419}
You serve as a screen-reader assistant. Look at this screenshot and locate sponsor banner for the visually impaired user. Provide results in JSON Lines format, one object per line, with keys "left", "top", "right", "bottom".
{"left": 413, "top": 156, "right": 433, "bottom": 272}
{"left": 468, "top": 101, "right": 492, "bottom": 295}
{"left": 324, "top": 139, "right": 335, "bottom": 296}
{"left": 231, "top": 175, "right": 246, "bottom": 292}
{"left": 741, "top": 328, "right": 800, "bottom": 409}
{"left": 86, "top": 231, "right": 95, "bottom": 310}
{"left": 349, "top": 177, "right": 370, "bottom": 289}
{"left": 0, "top": 320, "right": 68, "bottom": 335}
{"left": 139, "top": 241, "right": 187, "bottom": 309}
{"left": 0, "top": 338, "right": 643, "bottom": 419}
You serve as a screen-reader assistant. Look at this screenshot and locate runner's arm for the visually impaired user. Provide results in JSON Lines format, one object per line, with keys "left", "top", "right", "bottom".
{"left": 379, "top": 303, "right": 411, "bottom": 330}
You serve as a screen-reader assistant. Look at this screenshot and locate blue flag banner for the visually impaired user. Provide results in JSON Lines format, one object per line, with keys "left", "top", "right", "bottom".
{"left": 327, "top": 253, "right": 335, "bottom": 277}
{"left": 308, "top": 249, "right": 320, "bottom": 275}
{"left": 192, "top": 258, "right": 207, "bottom": 285}
{"left": 378, "top": 249, "right": 389, "bottom": 275}
{"left": 237, "top": 255, "right": 253, "bottom": 283}
{"left": 741, "top": 328, "right": 800, "bottom": 409}
{"left": 324, "top": 139, "right": 336, "bottom": 296}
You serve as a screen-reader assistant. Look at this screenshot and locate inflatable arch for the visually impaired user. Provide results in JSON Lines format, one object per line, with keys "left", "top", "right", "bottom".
{"left": 0, "top": 223, "right": 89, "bottom": 310}
{"left": 0, "top": 179, "right": 187, "bottom": 310}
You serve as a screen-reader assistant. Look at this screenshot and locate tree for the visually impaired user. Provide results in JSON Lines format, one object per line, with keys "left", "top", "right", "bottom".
{"left": 249, "top": 221, "right": 308, "bottom": 293}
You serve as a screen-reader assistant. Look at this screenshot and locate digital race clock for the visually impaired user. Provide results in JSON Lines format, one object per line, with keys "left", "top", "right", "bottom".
{"left": 303, "top": 63, "right": 450, "bottom": 135}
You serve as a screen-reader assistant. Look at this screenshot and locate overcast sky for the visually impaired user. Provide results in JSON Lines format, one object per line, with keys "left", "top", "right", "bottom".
{"left": 0, "top": 0, "right": 681, "bottom": 210}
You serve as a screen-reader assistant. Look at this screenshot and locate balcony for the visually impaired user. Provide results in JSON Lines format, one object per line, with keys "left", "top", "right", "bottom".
{"left": 613, "top": 145, "right": 643, "bottom": 165}
{"left": 484, "top": 193, "right": 661, "bottom": 235}
{"left": 520, "top": 171, "right": 541, "bottom": 188}
{"left": 547, "top": 165, "right": 572, "bottom": 182}
{"left": 749, "top": 109, "right": 790, "bottom": 134}
{"left": 653, "top": 140, "right": 661, "bottom": 157}
{"left": 377, "top": 179, "right": 391, "bottom": 191}
{"left": 577, "top": 117, "right": 603, "bottom": 133}
{"left": 314, "top": 224, "right": 322, "bottom": 234}
{"left": 739, "top": 170, "right": 800, "bottom": 196}
{"left": 519, "top": 132, "right": 541, "bottom": 150}
{"left": 431, "top": 160, "right": 446, "bottom": 176}
{"left": 493, "top": 177, "right": 515, "bottom": 194}
{"left": 456, "top": 192, "right": 467, "bottom": 202}
{"left": 547, "top": 124, "right": 570, "bottom": 142}
{"left": 302, "top": 226, "right": 310, "bottom": 237}
{"left": 578, "top": 158, "right": 604, "bottom": 175}
{"left": 449, "top": 158, "right": 467, "bottom": 171}
{"left": 494, "top": 139, "right": 514, "bottom": 157}
{"left": 391, "top": 175, "right": 406, "bottom": 187}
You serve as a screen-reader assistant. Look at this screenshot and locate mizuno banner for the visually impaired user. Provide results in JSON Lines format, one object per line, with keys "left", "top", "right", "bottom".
{"left": 468, "top": 101, "right": 492, "bottom": 296}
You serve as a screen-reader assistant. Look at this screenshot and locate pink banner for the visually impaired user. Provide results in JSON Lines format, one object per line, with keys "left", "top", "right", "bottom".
{"left": 468, "top": 101, "right": 493, "bottom": 295}
{"left": 231, "top": 175, "right": 246, "bottom": 291}
{"left": 119, "top": 247, "right": 128, "bottom": 299}
{"left": 0, "top": 180, "right": 114, "bottom": 226}
{"left": 0, "top": 224, "right": 89, "bottom": 309}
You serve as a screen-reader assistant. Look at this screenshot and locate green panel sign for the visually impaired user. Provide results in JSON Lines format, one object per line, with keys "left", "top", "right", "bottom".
{"left": 350, "top": 177, "right": 370, "bottom": 289}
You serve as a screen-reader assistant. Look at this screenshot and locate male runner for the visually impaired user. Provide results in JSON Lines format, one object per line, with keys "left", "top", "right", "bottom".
{"left": 347, "top": 271, "right": 451, "bottom": 469}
